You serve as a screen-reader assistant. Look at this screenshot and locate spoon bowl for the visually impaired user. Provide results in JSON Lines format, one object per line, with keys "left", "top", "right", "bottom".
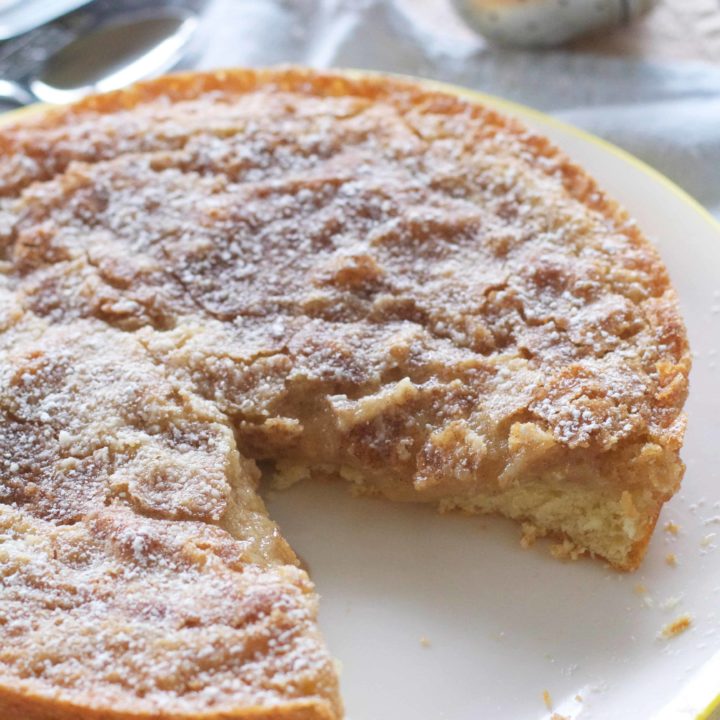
{"left": 0, "top": 7, "right": 199, "bottom": 106}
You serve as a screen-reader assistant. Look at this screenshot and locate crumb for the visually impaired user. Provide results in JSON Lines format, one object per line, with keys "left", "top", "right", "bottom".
{"left": 520, "top": 522, "right": 539, "bottom": 549}
{"left": 550, "top": 539, "right": 582, "bottom": 561}
{"left": 542, "top": 689, "right": 553, "bottom": 710}
{"left": 551, "top": 715, "right": 569, "bottom": 720}
{"left": 270, "top": 461, "right": 310, "bottom": 490}
{"left": 660, "top": 595, "right": 682, "bottom": 610}
{"left": 701, "top": 533, "right": 716, "bottom": 548}
{"left": 575, "top": 694, "right": 583, "bottom": 702}
{"left": 633, "top": 582, "right": 655, "bottom": 607}
{"left": 660, "top": 615, "right": 692, "bottom": 639}
{"left": 419, "top": 636, "right": 431, "bottom": 648}
{"left": 665, "top": 552, "right": 678, "bottom": 567}
{"left": 664, "top": 521, "right": 680, "bottom": 535}
{"left": 348, "top": 483, "right": 380, "bottom": 498}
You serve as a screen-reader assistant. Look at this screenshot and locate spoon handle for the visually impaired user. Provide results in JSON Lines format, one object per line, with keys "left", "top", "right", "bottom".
{"left": 0, "top": 79, "right": 34, "bottom": 106}
{"left": 0, "top": 0, "right": 94, "bottom": 41}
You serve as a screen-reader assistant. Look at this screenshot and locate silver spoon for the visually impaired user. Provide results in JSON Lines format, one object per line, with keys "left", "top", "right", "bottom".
{"left": 0, "top": 7, "right": 198, "bottom": 106}
{"left": 0, "top": 1, "right": 94, "bottom": 42}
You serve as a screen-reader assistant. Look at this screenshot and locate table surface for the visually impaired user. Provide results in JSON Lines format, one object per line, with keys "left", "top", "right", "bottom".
{"left": 571, "top": 0, "right": 720, "bottom": 61}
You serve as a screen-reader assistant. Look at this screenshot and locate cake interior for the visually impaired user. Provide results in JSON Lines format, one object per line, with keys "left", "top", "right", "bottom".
{"left": 264, "top": 411, "right": 683, "bottom": 570}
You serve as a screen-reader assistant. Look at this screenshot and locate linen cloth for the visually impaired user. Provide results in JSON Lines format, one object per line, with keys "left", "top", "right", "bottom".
{"left": 195, "top": 0, "right": 720, "bottom": 219}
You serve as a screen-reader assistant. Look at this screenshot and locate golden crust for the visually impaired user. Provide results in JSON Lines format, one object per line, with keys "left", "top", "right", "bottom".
{"left": 0, "top": 687, "right": 335, "bottom": 720}
{"left": 0, "top": 68, "right": 690, "bottom": 718}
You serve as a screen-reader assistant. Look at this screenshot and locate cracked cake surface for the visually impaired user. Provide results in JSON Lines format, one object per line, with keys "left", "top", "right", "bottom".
{"left": 0, "top": 69, "right": 689, "bottom": 719}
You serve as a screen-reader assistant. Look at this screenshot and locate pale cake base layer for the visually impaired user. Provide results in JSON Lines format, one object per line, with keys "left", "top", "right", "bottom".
{"left": 450, "top": 480, "right": 662, "bottom": 569}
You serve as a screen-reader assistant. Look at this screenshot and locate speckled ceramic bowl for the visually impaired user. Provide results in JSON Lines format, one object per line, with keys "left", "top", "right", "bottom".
{"left": 452, "top": 0, "right": 658, "bottom": 47}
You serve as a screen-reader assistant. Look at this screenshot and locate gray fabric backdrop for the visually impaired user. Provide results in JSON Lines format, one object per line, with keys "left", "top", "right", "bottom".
{"left": 195, "top": 0, "right": 720, "bottom": 219}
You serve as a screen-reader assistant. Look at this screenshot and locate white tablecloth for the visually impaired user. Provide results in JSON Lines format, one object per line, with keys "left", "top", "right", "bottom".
{"left": 196, "top": 0, "right": 720, "bottom": 219}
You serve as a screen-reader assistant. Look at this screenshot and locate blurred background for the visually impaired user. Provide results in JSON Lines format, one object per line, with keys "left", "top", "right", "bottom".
{"left": 0, "top": 0, "right": 718, "bottom": 216}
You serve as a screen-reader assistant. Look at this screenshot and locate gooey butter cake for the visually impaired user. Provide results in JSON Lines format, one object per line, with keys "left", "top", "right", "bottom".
{"left": 0, "top": 69, "right": 689, "bottom": 719}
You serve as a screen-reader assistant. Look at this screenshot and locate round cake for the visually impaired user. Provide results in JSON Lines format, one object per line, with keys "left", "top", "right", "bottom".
{"left": 0, "top": 69, "right": 689, "bottom": 719}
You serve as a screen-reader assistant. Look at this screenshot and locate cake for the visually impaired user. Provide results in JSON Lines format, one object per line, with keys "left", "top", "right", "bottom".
{"left": 0, "top": 68, "right": 690, "bottom": 718}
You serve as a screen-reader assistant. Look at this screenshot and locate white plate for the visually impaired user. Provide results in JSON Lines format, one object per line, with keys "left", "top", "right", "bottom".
{"left": 4, "top": 78, "right": 720, "bottom": 720}
{"left": 266, "top": 80, "right": 720, "bottom": 720}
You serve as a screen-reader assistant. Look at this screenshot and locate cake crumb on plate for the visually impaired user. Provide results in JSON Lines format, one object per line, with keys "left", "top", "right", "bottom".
{"left": 543, "top": 689, "right": 553, "bottom": 710}
{"left": 550, "top": 539, "right": 582, "bottom": 562}
{"left": 660, "top": 595, "right": 682, "bottom": 611}
{"left": 520, "top": 522, "right": 540, "bottom": 549}
{"left": 700, "top": 533, "right": 716, "bottom": 548}
{"left": 660, "top": 615, "right": 692, "bottom": 639}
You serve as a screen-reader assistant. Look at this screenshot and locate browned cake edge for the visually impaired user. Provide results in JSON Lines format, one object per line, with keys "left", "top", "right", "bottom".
{"left": 0, "top": 686, "right": 336, "bottom": 720}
